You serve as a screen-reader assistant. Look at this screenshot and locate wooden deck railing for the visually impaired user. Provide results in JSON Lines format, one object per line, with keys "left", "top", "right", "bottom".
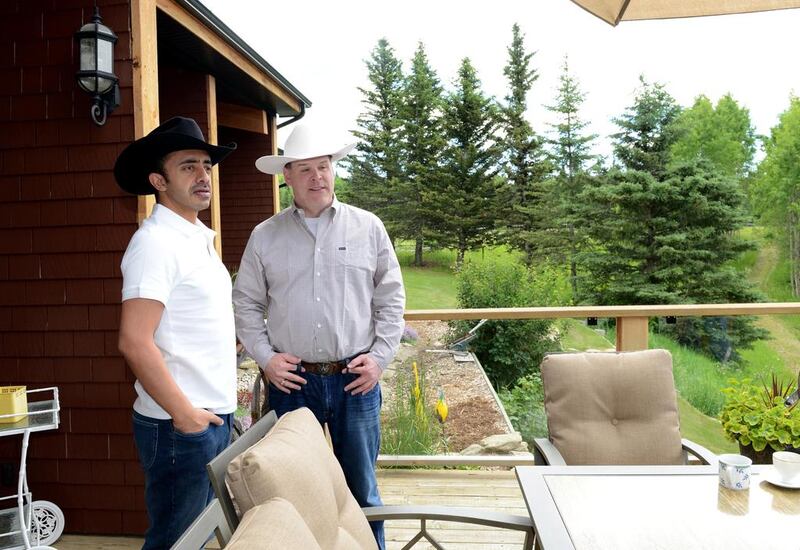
{"left": 380, "top": 302, "right": 800, "bottom": 466}
{"left": 404, "top": 302, "right": 800, "bottom": 351}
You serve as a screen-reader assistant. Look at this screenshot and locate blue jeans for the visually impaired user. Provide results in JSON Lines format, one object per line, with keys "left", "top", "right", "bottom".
{"left": 268, "top": 372, "right": 385, "bottom": 550}
{"left": 132, "top": 411, "right": 232, "bottom": 550}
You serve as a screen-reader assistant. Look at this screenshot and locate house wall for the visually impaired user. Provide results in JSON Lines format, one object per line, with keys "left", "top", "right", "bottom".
{"left": 218, "top": 126, "right": 275, "bottom": 269}
{"left": 0, "top": 0, "right": 147, "bottom": 534}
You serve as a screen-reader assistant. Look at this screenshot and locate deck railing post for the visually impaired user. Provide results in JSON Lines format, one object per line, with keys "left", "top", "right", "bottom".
{"left": 616, "top": 316, "right": 649, "bottom": 351}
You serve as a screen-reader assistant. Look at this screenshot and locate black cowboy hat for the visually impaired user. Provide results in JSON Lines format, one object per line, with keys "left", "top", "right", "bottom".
{"left": 113, "top": 116, "right": 237, "bottom": 195}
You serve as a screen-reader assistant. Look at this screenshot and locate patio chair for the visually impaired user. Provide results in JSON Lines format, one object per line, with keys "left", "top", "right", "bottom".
{"left": 172, "top": 407, "right": 534, "bottom": 550}
{"left": 533, "top": 349, "right": 716, "bottom": 466}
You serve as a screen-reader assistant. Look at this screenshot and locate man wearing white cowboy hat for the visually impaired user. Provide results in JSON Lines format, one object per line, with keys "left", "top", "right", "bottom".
{"left": 233, "top": 124, "right": 405, "bottom": 549}
{"left": 115, "top": 116, "right": 238, "bottom": 550}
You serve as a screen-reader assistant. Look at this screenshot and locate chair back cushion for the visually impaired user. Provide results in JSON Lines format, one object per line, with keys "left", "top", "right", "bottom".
{"left": 541, "top": 349, "right": 683, "bottom": 465}
{"left": 226, "top": 497, "right": 322, "bottom": 550}
{"left": 226, "top": 407, "right": 377, "bottom": 550}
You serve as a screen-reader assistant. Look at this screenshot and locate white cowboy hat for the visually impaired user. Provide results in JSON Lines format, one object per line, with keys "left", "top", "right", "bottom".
{"left": 255, "top": 124, "right": 355, "bottom": 175}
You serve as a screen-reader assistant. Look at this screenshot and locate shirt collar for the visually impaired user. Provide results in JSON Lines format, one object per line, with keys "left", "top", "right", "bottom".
{"left": 291, "top": 195, "right": 341, "bottom": 218}
{"left": 151, "top": 204, "right": 216, "bottom": 242}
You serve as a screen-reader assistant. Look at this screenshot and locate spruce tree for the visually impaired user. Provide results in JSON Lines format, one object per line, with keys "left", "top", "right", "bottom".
{"left": 399, "top": 42, "right": 445, "bottom": 266}
{"left": 498, "top": 23, "right": 551, "bottom": 266}
{"left": 347, "top": 38, "right": 405, "bottom": 237}
{"left": 544, "top": 57, "right": 597, "bottom": 299}
{"left": 433, "top": 58, "right": 502, "bottom": 266}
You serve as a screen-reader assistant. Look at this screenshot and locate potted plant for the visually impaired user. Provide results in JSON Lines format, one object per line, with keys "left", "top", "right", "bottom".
{"left": 719, "top": 374, "right": 800, "bottom": 464}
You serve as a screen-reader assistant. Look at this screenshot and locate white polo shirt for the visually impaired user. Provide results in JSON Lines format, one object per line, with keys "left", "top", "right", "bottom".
{"left": 121, "top": 204, "right": 236, "bottom": 419}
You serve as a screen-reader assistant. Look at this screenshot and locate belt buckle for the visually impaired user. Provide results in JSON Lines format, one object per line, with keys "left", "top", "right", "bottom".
{"left": 319, "top": 363, "right": 331, "bottom": 375}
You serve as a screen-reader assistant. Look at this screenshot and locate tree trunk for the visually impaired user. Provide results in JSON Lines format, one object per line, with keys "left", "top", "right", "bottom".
{"left": 569, "top": 224, "right": 578, "bottom": 301}
{"left": 414, "top": 237, "right": 424, "bottom": 267}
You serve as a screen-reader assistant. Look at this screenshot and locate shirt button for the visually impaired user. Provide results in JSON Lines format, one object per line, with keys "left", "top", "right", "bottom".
{"left": 611, "top": 419, "right": 619, "bottom": 426}
{"left": 316, "top": 323, "right": 322, "bottom": 329}
{"left": 316, "top": 297, "right": 321, "bottom": 302}
{"left": 316, "top": 272, "right": 321, "bottom": 277}
{"left": 318, "top": 348, "right": 323, "bottom": 353}
{"left": 317, "top": 248, "right": 321, "bottom": 252}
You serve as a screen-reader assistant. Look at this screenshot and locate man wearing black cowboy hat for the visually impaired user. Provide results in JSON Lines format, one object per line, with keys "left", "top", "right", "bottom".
{"left": 115, "top": 117, "right": 237, "bottom": 550}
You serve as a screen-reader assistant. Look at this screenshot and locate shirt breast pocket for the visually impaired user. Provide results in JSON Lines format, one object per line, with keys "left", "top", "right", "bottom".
{"left": 342, "top": 243, "right": 376, "bottom": 274}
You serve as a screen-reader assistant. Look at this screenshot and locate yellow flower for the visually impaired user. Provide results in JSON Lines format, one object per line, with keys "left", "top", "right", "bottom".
{"left": 412, "top": 361, "right": 421, "bottom": 401}
{"left": 435, "top": 388, "right": 448, "bottom": 423}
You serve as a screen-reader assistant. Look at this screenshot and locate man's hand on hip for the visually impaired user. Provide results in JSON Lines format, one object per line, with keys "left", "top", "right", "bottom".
{"left": 173, "top": 407, "right": 223, "bottom": 434}
{"left": 266, "top": 353, "right": 306, "bottom": 393}
{"left": 344, "top": 354, "right": 382, "bottom": 395}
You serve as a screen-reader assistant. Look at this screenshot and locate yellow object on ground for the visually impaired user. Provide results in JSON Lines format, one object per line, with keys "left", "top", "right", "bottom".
{"left": 436, "top": 389, "right": 448, "bottom": 423}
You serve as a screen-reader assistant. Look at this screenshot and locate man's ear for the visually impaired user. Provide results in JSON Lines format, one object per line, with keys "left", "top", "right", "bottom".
{"left": 148, "top": 172, "right": 165, "bottom": 192}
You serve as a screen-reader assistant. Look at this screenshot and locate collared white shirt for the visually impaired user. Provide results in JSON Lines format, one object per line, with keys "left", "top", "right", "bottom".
{"left": 121, "top": 204, "right": 236, "bottom": 419}
{"left": 232, "top": 197, "right": 405, "bottom": 370}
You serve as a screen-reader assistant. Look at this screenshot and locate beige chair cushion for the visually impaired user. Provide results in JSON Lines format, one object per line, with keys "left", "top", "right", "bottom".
{"left": 226, "top": 407, "right": 377, "bottom": 550}
{"left": 226, "top": 497, "right": 322, "bottom": 550}
{"left": 541, "top": 349, "right": 683, "bottom": 465}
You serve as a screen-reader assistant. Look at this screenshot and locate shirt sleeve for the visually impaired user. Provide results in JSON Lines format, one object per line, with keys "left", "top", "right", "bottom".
{"left": 232, "top": 229, "right": 276, "bottom": 370}
{"left": 369, "top": 218, "right": 406, "bottom": 369}
{"left": 120, "top": 231, "right": 177, "bottom": 305}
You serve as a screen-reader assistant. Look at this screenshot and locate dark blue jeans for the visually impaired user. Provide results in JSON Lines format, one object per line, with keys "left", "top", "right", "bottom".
{"left": 132, "top": 411, "right": 232, "bottom": 550}
{"left": 268, "top": 372, "right": 385, "bottom": 550}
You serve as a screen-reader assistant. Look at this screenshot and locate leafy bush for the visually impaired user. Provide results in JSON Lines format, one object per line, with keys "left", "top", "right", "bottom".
{"left": 498, "top": 372, "right": 548, "bottom": 446}
{"left": 452, "top": 262, "right": 566, "bottom": 389}
{"left": 720, "top": 375, "right": 800, "bottom": 453}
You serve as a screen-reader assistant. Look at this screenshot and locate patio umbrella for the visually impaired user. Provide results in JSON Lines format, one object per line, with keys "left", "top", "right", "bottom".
{"left": 570, "top": 0, "right": 800, "bottom": 26}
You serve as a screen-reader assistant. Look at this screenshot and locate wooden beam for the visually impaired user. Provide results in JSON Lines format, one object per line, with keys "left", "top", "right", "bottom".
{"left": 206, "top": 74, "right": 222, "bottom": 258}
{"left": 616, "top": 316, "right": 649, "bottom": 351}
{"left": 403, "top": 303, "right": 800, "bottom": 321}
{"left": 377, "top": 454, "right": 535, "bottom": 467}
{"left": 132, "top": 0, "right": 160, "bottom": 223}
{"left": 155, "top": 0, "right": 302, "bottom": 113}
{"left": 217, "top": 101, "right": 268, "bottom": 134}
{"left": 270, "top": 115, "right": 280, "bottom": 216}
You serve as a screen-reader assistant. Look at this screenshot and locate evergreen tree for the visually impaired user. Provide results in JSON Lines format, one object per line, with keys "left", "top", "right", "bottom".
{"left": 398, "top": 42, "right": 445, "bottom": 266}
{"left": 612, "top": 76, "right": 681, "bottom": 178}
{"left": 671, "top": 94, "right": 756, "bottom": 180}
{"left": 347, "top": 38, "right": 405, "bottom": 237}
{"left": 579, "top": 81, "right": 764, "bottom": 361}
{"left": 433, "top": 58, "right": 502, "bottom": 266}
{"left": 751, "top": 96, "right": 800, "bottom": 296}
{"left": 543, "top": 56, "right": 597, "bottom": 300}
{"left": 498, "top": 23, "right": 551, "bottom": 266}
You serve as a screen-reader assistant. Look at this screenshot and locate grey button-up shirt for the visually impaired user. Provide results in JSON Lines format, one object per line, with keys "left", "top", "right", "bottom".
{"left": 232, "top": 197, "right": 406, "bottom": 370}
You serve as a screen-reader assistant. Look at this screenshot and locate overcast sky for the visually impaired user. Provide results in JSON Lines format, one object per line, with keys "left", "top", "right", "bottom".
{"left": 198, "top": 0, "right": 800, "bottom": 159}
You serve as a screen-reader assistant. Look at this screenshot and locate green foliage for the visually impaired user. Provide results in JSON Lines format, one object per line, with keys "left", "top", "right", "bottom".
{"left": 452, "top": 262, "right": 567, "bottom": 389}
{"left": 670, "top": 94, "right": 756, "bottom": 180}
{"left": 720, "top": 376, "right": 800, "bottom": 452}
{"left": 612, "top": 76, "right": 681, "bottom": 178}
{"left": 497, "top": 372, "right": 548, "bottom": 446}
{"left": 346, "top": 38, "right": 405, "bottom": 239}
{"left": 431, "top": 58, "right": 502, "bottom": 266}
{"left": 398, "top": 42, "right": 446, "bottom": 266}
{"left": 381, "top": 360, "right": 443, "bottom": 455}
{"left": 497, "top": 23, "right": 552, "bottom": 266}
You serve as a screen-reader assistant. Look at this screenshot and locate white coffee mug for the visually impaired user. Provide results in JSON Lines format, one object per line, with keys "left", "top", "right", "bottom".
{"left": 719, "top": 453, "right": 752, "bottom": 490}
{"left": 772, "top": 451, "right": 800, "bottom": 483}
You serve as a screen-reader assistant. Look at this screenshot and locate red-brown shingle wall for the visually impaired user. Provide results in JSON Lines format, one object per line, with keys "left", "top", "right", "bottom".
{"left": 0, "top": 0, "right": 147, "bottom": 535}
{"left": 218, "top": 126, "right": 275, "bottom": 269}
{"left": 158, "top": 64, "right": 212, "bottom": 227}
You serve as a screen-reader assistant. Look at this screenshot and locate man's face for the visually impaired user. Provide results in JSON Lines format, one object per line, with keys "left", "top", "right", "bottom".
{"left": 150, "top": 149, "right": 212, "bottom": 222}
{"left": 283, "top": 156, "right": 334, "bottom": 218}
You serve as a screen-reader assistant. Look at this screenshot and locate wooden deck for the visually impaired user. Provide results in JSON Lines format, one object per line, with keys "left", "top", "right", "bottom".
{"left": 54, "top": 468, "right": 529, "bottom": 550}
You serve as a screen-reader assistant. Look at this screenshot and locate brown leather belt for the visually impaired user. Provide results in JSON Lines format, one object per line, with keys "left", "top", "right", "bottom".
{"left": 300, "top": 360, "right": 348, "bottom": 376}
{"left": 275, "top": 350, "right": 369, "bottom": 376}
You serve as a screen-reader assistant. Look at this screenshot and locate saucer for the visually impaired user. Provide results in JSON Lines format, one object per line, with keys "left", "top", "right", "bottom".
{"left": 763, "top": 467, "right": 800, "bottom": 489}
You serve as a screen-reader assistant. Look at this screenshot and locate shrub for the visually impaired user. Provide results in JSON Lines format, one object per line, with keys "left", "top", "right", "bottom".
{"left": 452, "top": 262, "right": 565, "bottom": 389}
{"left": 498, "top": 372, "right": 548, "bottom": 446}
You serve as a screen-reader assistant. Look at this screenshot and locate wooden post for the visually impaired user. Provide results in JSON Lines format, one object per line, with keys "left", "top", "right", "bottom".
{"left": 616, "top": 316, "right": 649, "bottom": 351}
{"left": 206, "top": 74, "right": 222, "bottom": 258}
{"left": 270, "top": 115, "right": 280, "bottom": 216}
{"left": 132, "top": 0, "right": 159, "bottom": 223}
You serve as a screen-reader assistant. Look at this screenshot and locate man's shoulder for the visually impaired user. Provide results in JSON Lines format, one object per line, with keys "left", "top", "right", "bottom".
{"left": 252, "top": 207, "right": 293, "bottom": 235}
{"left": 339, "top": 202, "right": 382, "bottom": 225}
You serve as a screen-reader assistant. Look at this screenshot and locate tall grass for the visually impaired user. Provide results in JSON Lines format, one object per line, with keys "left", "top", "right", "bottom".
{"left": 381, "top": 361, "right": 444, "bottom": 455}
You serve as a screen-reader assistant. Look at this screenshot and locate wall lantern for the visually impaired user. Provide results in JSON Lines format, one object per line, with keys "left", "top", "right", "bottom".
{"left": 74, "top": 6, "right": 120, "bottom": 126}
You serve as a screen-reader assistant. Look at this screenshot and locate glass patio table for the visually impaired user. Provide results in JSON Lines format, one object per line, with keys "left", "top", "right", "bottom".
{"left": 515, "top": 464, "right": 799, "bottom": 550}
